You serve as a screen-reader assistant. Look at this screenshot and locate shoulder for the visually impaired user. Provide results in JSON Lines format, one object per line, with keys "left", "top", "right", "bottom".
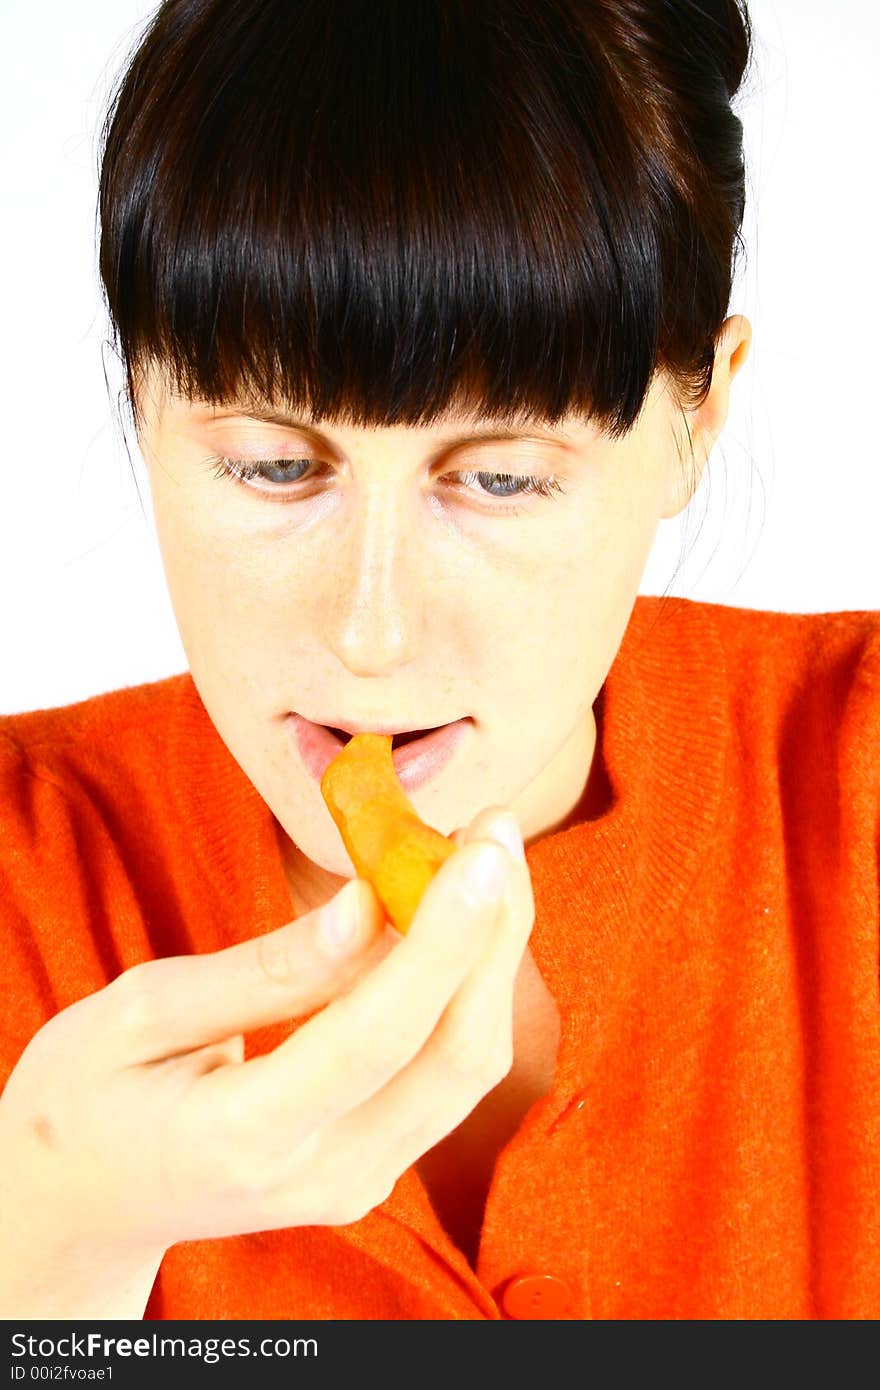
{"left": 0, "top": 672, "right": 202, "bottom": 949}
{"left": 629, "top": 595, "right": 879, "bottom": 857}
{"left": 629, "top": 597, "right": 879, "bottom": 991}
{"left": 0, "top": 671, "right": 198, "bottom": 806}
{"left": 705, "top": 598, "right": 880, "bottom": 685}
{"left": 631, "top": 594, "right": 880, "bottom": 724}
{"left": 632, "top": 593, "right": 880, "bottom": 673}
{"left": 0, "top": 674, "right": 204, "bottom": 1062}
{"left": 698, "top": 598, "right": 880, "bottom": 757}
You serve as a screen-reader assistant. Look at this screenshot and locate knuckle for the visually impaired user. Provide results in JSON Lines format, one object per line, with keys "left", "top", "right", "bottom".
{"left": 436, "top": 1025, "right": 485, "bottom": 1082}
{"left": 433, "top": 996, "right": 515, "bottom": 1089}
{"left": 106, "top": 961, "right": 165, "bottom": 1039}
{"left": 343, "top": 1005, "right": 426, "bottom": 1081}
{"left": 176, "top": 1073, "right": 258, "bottom": 1193}
{"left": 255, "top": 926, "right": 295, "bottom": 986}
{"left": 344, "top": 1034, "right": 410, "bottom": 1087}
{"left": 479, "top": 1055, "right": 508, "bottom": 1094}
{"left": 489, "top": 1035, "right": 515, "bottom": 1088}
{"left": 327, "top": 1038, "right": 391, "bottom": 1092}
{"left": 22, "top": 1006, "right": 69, "bottom": 1061}
{"left": 196, "top": 1069, "right": 250, "bottom": 1143}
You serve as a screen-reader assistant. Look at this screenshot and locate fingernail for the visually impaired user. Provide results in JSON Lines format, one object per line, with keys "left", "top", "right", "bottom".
{"left": 463, "top": 845, "right": 508, "bottom": 898}
{"left": 490, "top": 812, "right": 526, "bottom": 862}
{"left": 318, "top": 880, "right": 361, "bottom": 953}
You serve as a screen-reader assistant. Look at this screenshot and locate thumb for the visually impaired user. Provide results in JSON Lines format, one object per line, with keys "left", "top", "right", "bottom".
{"left": 103, "top": 878, "right": 386, "bottom": 1067}
{"left": 314, "top": 877, "right": 380, "bottom": 956}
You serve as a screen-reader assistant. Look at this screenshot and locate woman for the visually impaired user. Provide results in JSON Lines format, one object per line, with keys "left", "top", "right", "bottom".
{"left": 1, "top": 0, "right": 878, "bottom": 1320}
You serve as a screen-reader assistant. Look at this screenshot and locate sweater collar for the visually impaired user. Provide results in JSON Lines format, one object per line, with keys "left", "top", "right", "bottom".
{"left": 523, "top": 594, "right": 729, "bottom": 1042}
{"left": 168, "top": 594, "right": 729, "bottom": 1036}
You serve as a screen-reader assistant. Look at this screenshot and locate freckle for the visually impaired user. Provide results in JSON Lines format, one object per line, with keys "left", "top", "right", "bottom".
{"left": 31, "top": 1115, "right": 57, "bottom": 1148}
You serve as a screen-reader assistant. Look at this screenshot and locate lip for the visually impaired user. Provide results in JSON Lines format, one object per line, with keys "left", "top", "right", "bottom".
{"left": 288, "top": 713, "right": 473, "bottom": 792}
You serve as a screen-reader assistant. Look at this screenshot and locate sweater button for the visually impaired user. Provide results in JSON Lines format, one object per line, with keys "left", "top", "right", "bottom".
{"left": 501, "top": 1273, "right": 573, "bottom": 1319}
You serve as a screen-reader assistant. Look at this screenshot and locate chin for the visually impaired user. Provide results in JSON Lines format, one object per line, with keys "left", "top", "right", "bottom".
{"left": 280, "top": 819, "right": 355, "bottom": 878}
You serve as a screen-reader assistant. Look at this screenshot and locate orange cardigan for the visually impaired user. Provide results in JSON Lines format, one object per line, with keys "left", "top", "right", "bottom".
{"left": 2, "top": 596, "right": 879, "bottom": 1320}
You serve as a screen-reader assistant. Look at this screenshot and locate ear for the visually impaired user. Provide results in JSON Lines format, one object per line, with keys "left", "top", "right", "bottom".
{"left": 128, "top": 355, "right": 166, "bottom": 447}
{"left": 660, "top": 314, "right": 752, "bottom": 519}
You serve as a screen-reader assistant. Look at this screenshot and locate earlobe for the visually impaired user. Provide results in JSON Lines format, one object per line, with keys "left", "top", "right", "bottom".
{"left": 660, "top": 421, "right": 708, "bottom": 520}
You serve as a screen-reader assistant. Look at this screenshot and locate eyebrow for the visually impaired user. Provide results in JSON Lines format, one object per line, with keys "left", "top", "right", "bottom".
{"left": 185, "top": 401, "right": 576, "bottom": 450}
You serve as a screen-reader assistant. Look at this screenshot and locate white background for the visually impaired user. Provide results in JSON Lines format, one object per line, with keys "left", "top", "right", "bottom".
{"left": 1, "top": 0, "right": 878, "bottom": 715}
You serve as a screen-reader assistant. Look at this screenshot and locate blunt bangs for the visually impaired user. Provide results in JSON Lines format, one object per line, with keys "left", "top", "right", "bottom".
{"left": 99, "top": 0, "right": 749, "bottom": 437}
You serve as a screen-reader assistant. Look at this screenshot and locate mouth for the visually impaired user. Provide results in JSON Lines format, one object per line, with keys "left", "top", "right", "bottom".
{"left": 326, "top": 725, "right": 444, "bottom": 750}
{"left": 289, "top": 713, "right": 473, "bottom": 793}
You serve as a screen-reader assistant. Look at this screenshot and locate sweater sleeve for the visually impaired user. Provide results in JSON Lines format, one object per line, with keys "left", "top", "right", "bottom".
{"left": 843, "top": 615, "right": 880, "bottom": 954}
{"left": 0, "top": 733, "right": 128, "bottom": 1097}
{"left": 843, "top": 618, "right": 880, "bottom": 1000}
{"left": 862, "top": 626, "right": 880, "bottom": 949}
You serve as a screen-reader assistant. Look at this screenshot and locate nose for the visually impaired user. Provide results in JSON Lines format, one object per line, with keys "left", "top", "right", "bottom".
{"left": 325, "top": 484, "right": 424, "bottom": 677}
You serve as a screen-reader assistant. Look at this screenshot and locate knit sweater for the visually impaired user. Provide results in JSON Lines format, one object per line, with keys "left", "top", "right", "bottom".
{"left": 1, "top": 595, "right": 878, "bottom": 1320}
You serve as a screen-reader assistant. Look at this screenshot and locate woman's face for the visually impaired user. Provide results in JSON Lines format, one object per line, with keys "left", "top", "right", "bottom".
{"left": 134, "top": 346, "right": 730, "bottom": 902}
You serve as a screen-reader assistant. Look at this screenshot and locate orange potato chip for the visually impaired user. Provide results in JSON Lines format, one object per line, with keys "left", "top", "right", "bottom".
{"left": 320, "top": 732, "right": 456, "bottom": 934}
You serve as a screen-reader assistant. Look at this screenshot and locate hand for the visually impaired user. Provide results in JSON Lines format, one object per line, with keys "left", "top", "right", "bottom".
{"left": 0, "top": 805, "right": 532, "bottom": 1315}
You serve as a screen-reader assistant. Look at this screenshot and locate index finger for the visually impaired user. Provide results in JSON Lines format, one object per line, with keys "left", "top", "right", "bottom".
{"left": 195, "top": 838, "right": 512, "bottom": 1135}
{"left": 90, "top": 879, "right": 385, "bottom": 1066}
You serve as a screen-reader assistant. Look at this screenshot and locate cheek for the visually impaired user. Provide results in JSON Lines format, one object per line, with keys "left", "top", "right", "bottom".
{"left": 151, "top": 503, "right": 287, "bottom": 678}
{"left": 575, "top": 461, "right": 664, "bottom": 599}
{"left": 151, "top": 481, "right": 269, "bottom": 605}
{"left": 498, "top": 494, "right": 655, "bottom": 696}
{"left": 473, "top": 546, "right": 589, "bottom": 714}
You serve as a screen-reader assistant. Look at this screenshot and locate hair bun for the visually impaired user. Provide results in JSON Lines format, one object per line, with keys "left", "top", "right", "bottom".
{"left": 683, "top": 0, "right": 753, "bottom": 100}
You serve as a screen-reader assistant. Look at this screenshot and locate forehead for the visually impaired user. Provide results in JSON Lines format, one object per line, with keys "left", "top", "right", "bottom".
{"left": 142, "top": 357, "right": 670, "bottom": 445}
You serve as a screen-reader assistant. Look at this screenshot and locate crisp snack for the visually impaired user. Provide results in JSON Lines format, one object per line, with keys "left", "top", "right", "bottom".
{"left": 320, "top": 732, "right": 456, "bottom": 934}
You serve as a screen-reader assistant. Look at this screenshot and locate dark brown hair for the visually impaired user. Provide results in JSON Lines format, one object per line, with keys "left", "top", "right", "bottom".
{"left": 97, "top": 0, "right": 753, "bottom": 439}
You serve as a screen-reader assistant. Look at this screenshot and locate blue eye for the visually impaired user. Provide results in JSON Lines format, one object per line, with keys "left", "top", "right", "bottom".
{"left": 207, "top": 457, "right": 567, "bottom": 507}
{"left": 209, "top": 457, "right": 314, "bottom": 486}
{"left": 452, "top": 469, "right": 566, "bottom": 500}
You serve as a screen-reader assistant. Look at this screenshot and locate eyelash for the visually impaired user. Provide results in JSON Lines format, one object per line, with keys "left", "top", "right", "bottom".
{"left": 206, "top": 456, "right": 567, "bottom": 509}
